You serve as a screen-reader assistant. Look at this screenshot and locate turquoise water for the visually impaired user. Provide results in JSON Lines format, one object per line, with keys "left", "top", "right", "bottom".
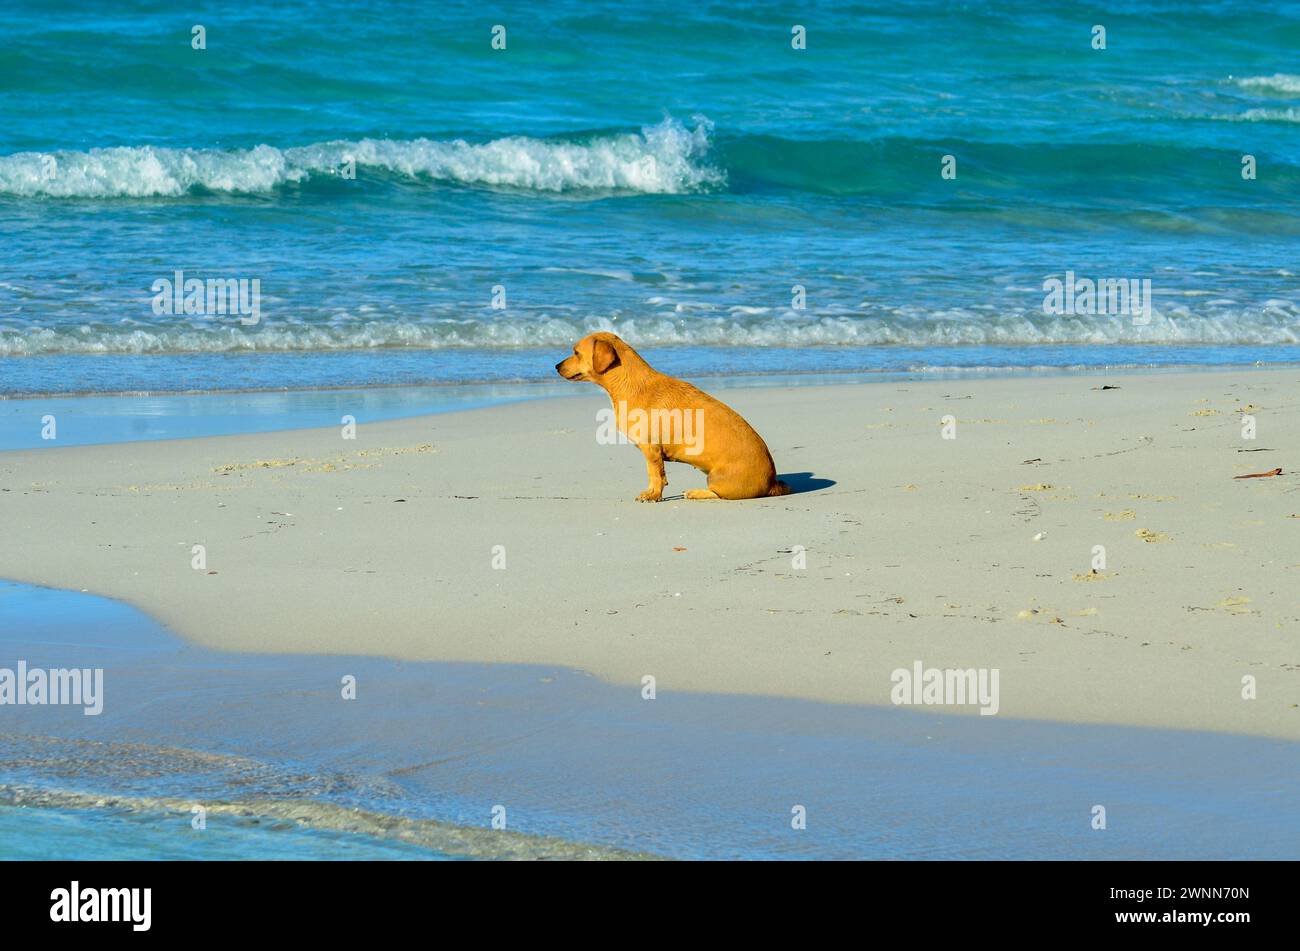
{"left": 3, "top": 580, "right": 1298, "bottom": 860}
{"left": 3, "top": 1, "right": 1300, "bottom": 395}
{"left": 0, "top": 804, "right": 453, "bottom": 860}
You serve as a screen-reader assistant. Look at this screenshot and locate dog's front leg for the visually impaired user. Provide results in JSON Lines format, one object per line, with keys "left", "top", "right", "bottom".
{"left": 636, "top": 443, "right": 667, "bottom": 502}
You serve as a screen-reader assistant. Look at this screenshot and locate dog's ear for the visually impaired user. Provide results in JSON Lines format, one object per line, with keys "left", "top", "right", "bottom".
{"left": 591, "top": 338, "right": 620, "bottom": 374}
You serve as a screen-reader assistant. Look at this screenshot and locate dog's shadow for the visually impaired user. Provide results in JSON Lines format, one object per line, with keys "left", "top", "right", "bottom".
{"left": 778, "top": 472, "right": 835, "bottom": 495}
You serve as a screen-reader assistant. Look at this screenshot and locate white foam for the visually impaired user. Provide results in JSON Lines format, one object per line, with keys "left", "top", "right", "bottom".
{"left": 3, "top": 305, "right": 1297, "bottom": 356}
{"left": 1234, "top": 73, "right": 1300, "bottom": 95}
{"left": 0, "top": 118, "right": 722, "bottom": 197}
{"left": 1227, "top": 107, "right": 1300, "bottom": 123}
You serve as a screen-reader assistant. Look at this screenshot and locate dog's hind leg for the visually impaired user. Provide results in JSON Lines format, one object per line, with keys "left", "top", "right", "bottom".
{"left": 684, "top": 488, "right": 720, "bottom": 500}
{"left": 637, "top": 444, "right": 667, "bottom": 502}
{"left": 691, "top": 465, "right": 770, "bottom": 500}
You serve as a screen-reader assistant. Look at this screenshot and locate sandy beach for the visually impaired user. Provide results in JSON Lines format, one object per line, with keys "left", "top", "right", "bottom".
{"left": 2, "top": 369, "right": 1297, "bottom": 739}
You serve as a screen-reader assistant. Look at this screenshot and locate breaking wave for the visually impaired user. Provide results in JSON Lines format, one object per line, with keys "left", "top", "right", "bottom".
{"left": 1232, "top": 73, "right": 1300, "bottom": 95}
{"left": 4, "top": 305, "right": 1299, "bottom": 356}
{"left": 5, "top": 121, "right": 1299, "bottom": 201}
{"left": 0, "top": 118, "right": 722, "bottom": 197}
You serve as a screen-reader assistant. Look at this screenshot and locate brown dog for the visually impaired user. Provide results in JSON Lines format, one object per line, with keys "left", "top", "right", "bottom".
{"left": 556, "top": 332, "right": 791, "bottom": 501}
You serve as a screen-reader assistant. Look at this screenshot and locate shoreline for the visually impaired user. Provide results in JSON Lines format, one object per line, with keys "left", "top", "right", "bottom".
{"left": 1, "top": 368, "right": 1298, "bottom": 739}
{"left": 4, "top": 362, "right": 1298, "bottom": 454}
{"left": 5, "top": 358, "right": 1300, "bottom": 402}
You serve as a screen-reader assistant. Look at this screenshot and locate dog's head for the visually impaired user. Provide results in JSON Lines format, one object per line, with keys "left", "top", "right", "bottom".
{"left": 556, "top": 333, "right": 623, "bottom": 383}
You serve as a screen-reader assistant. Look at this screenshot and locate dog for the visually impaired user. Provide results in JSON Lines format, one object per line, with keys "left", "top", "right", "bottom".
{"left": 556, "top": 332, "right": 792, "bottom": 501}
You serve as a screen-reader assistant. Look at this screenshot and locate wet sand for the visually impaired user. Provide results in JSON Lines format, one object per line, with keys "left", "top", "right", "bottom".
{"left": 3, "top": 581, "right": 1298, "bottom": 859}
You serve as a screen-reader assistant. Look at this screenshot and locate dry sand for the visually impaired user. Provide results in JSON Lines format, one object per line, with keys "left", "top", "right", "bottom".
{"left": 1, "top": 370, "right": 1297, "bottom": 737}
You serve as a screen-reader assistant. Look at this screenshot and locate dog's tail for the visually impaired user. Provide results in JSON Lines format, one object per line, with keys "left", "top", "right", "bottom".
{"left": 768, "top": 480, "right": 793, "bottom": 497}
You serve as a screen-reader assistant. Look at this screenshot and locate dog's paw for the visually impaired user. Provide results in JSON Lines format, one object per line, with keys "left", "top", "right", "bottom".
{"left": 636, "top": 490, "right": 663, "bottom": 503}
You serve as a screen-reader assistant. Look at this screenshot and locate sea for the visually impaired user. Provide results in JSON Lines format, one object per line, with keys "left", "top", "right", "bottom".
{"left": 2, "top": 0, "right": 1299, "bottom": 398}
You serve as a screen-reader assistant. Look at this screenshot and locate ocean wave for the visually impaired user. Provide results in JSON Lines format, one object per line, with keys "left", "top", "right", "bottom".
{"left": 4, "top": 307, "right": 1298, "bottom": 356}
{"left": 1230, "top": 107, "right": 1300, "bottom": 123}
{"left": 0, "top": 118, "right": 722, "bottom": 197}
{"left": 1233, "top": 73, "right": 1300, "bottom": 95}
{"left": 0, "top": 782, "right": 647, "bottom": 861}
{"left": 8, "top": 125, "right": 1297, "bottom": 201}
